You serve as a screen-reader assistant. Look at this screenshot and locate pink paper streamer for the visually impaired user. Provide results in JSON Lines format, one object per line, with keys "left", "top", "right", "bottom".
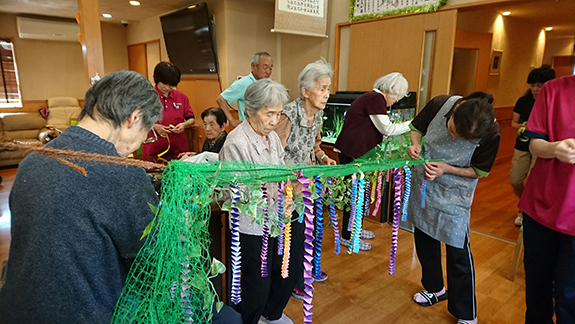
{"left": 372, "top": 171, "right": 383, "bottom": 216}
{"left": 297, "top": 171, "right": 315, "bottom": 324}
{"left": 277, "top": 182, "right": 285, "bottom": 255}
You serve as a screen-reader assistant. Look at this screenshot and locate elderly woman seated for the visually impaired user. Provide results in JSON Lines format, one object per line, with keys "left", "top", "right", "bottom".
{"left": 178, "top": 107, "right": 229, "bottom": 161}
{"left": 219, "top": 79, "right": 293, "bottom": 324}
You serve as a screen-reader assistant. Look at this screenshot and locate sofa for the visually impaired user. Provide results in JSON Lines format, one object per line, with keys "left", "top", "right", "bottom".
{"left": 0, "top": 97, "right": 81, "bottom": 167}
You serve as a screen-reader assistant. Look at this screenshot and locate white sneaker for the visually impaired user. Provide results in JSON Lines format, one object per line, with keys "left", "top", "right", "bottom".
{"left": 514, "top": 211, "right": 523, "bottom": 226}
{"left": 259, "top": 313, "right": 294, "bottom": 324}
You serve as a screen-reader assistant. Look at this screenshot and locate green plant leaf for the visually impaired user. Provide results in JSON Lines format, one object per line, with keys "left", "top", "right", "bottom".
{"left": 210, "top": 258, "right": 226, "bottom": 276}
{"left": 215, "top": 301, "right": 224, "bottom": 313}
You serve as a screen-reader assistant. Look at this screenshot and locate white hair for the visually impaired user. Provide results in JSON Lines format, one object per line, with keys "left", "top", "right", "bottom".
{"left": 298, "top": 58, "right": 333, "bottom": 98}
{"left": 251, "top": 52, "right": 271, "bottom": 66}
{"left": 373, "top": 72, "right": 409, "bottom": 101}
{"left": 244, "top": 79, "right": 290, "bottom": 115}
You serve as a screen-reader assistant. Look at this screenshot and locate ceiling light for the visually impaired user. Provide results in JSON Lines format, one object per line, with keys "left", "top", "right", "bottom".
{"left": 129, "top": 1, "right": 141, "bottom": 6}
{"left": 102, "top": 14, "right": 112, "bottom": 18}
{"left": 188, "top": 5, "right": 197, "bottom": 9}
{"left": 545, "top": 27, "right": 553, "bottom": 31}
{"left": 502, "top": 11, "right": 511, "bottom": 16}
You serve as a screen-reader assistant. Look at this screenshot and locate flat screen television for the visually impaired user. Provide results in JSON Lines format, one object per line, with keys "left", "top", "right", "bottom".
{"left": 160, "top": 2, "right": 218, "bottom": 74}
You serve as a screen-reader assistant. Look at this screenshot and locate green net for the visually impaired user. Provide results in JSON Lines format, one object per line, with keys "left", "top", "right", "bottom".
{"left": 112, "top": 134, "right": 429, "bottom": 323}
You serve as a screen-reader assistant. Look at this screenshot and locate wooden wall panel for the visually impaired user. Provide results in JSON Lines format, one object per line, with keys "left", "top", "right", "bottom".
{"left": 347, "top": 10, "right": 457, "bottom": 100}
{"left": 348, "top": 15, "right": 425, "bottom": 91}
{"left": 494, "top": 105, "right": 515, "bottom": 164}
{"left": 177, "top": 78, "right": 222, "bottom": 152}
{"left": 454, "top": 30, "right": 493, "bottom": 92}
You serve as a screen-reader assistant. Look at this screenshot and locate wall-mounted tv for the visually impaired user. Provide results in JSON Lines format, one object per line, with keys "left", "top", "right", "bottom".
{"left": 160, "top": 2, "right": 218, "bottom": 74}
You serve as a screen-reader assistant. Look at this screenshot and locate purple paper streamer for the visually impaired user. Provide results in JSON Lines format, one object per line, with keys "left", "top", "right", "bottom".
{"left": 297, "top": 171, "right": 315, "bottom": 324}
{"left": 402, "top": 166, "right": 411, "bottom": 222}
{"left": 363, "top": 179, "right": 371, "bottom": 219}
{"left": 277, "top": 181, "right": 285, "bottom": 255}
{"left": 260, "top": 183, "right": 270, "bottom": 278}
{"left": 389, "top": 168, "right": 401, "bottom": 275}
{"left": 348, "top": 173, "right": 358, "bottom": 232}
{"left": 313, "top": 176, "right": 324, "bottom": 280}
{"left": 229, "top": 183, "right": 242, "bottom": 304}
{"left": 326, "top": 178, "right": 340, "bottom": 255}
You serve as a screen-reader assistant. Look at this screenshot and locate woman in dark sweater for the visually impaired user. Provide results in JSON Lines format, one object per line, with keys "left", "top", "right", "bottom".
{"left": 334, "top": 72, "right": 411, "bottom": 251}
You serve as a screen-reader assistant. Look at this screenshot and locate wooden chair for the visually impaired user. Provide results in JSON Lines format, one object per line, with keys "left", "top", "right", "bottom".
{"left": 510, "top": 226, "right": 524, "bottom": 282}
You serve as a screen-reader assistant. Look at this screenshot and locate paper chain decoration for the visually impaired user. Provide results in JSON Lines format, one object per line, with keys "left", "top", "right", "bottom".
{"left": 281, "top": 181, "right": 294, "bottom": 278}
{"left": 389, "top": 168, "right": 402, "bottom": 275}
{"left": 298, "top": 172, "right": 315, "bottom": 324}
{"left": 277, "top": 182, "right": 285, "bottom": 256}
{"left": 326, "top": 178, "right": 341, "bottom": 255}
{"left": 229, "top": 183, "right": 242, "bottom": 305}
{"left": 313, "top": 176, "right": 324, "bottom": 280}
{"left": 260, "top": 183, "right": 270, "bottom": 278}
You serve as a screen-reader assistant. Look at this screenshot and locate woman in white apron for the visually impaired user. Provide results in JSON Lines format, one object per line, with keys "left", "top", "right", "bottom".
{"left": 406, "top": 92, "right": 501, "bottom": 324}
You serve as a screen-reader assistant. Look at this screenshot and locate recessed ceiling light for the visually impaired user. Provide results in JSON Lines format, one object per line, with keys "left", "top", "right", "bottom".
{"left": 545, "top": 27, "right": 553, "bottom": 31}
{"left": 502, "top": 11, "right": 511, "bottom": 16}
{"left": 188, "top": 5, "right": 197, "bottom": 9}
{"left": 102, "top": 13, "right": 112, "bottom": 18}
{"left": 129, "top": 1, "right": 141, "bottom": 6}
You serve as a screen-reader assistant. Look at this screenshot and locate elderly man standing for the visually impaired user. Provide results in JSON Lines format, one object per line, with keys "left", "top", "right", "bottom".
{"left": 216, "top": 52, "right": 273, "bottom": 127}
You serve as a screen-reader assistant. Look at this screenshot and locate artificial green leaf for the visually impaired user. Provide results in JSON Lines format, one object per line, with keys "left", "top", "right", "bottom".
{"left": 221, "top": 201, "right": 232, "bottom": 211}
{"left": 147, "top": 202, "right": 158, "bottom": 215}
{"left": 215, "top": 301, "right": 224, "bottom": 313}
{"left": 140, "top": 217, "right": 155, "bottom": 240}
{"left": 210, "top": 258, "right": 226, "bottom": 276}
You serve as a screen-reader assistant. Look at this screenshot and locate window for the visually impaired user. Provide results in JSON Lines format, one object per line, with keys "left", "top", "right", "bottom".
{"left": 0, "top": 38, "right": 22, "bottom": 108}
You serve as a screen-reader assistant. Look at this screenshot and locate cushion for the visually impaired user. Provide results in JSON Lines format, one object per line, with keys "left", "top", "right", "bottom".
{"left": 46, "top": 107, "right": 81, "bottom": 130}
{"left": 1, "top": 113, "right": 47, "bottom": 131}
{"left": 48, "top": 97, "right": 80, "bottom": 108}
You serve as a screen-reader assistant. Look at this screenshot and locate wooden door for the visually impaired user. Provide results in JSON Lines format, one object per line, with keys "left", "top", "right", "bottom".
{"left": 127, "top": 44, "right": 147, "bottom": 77}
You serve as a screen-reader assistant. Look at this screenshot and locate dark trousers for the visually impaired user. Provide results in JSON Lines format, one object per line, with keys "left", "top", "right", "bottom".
{"left": 339, "top": 152, "right": 354, "bottom": 240}
{"left": 523, "top": 213, "right": 575, "bottom": 324}
{"left": 212, "top": 304, "right": 242, "bottom": 324}
{"left": 414, "top": 227, "right": 476, "bottom": 320}
{"left": 236, "top": 233, "right": 296, "bottom": 324}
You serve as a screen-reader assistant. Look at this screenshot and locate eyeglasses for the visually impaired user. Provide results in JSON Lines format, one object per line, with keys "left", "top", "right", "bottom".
{"left": 143, "top": 128, "right": 158, "bottom": 144}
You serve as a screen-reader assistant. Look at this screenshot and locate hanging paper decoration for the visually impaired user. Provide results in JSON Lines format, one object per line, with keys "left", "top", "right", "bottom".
{"left": 230, "top": 182, "right": 242, "bottom": 304}
{"left": 402, "top": 166, "right": 411, "bottom": 221}
{"left": 281, "top": 181, "right": 294, "bottom": 278}
{"left": 389, "top": 168, "right": 401, "bottom": 275}
{"left": 363, "top": 178, "right": 371, "bottom": 219}
{"left": 260, "top": 183, "right": 270, "bottom": 278}
{"left": 370, "top": 175, "right": 377, "bottom": 203}
{"left": 297, "top": 172, "right": 315, "bottom": 324}
{"left": 313, "top": 176, "right": 324, "bottom": 280}
{"left": 326, "top": 177, "right": 340, "bottom": 255}
{"left": 348, "top": 173, "right": 358, "bottom": 232}
{"left": 349, "top": 175, "right": 366, "bottom": 254}
{"left": 372, "top": 171, "right": 383, "bottom": 216}
{"left": 421, "top": 178, "right": 427, "bottom": 208}
{"left": 277, "top": 182, "right": 285, "bottom": 255}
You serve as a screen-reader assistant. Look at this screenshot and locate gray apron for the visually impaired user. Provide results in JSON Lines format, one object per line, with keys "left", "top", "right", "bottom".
{"left": 407, "top": 96, "right": 479, "bottom": 248}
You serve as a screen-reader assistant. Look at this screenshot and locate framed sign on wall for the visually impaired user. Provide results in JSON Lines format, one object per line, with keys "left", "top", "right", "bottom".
{"left": 350, "top": 0, "right": 447, "bottom": 22}
{"left": 490, "top": 49, "right": 503, "bottom": 76}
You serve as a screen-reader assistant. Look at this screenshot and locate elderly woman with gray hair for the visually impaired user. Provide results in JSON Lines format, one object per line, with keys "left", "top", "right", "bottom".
{"left": 334, "top": 72, "right": 411, "bottom": 251}
{"left": 275, "top": 58, "right": 336, "bottom": 299}
{"left": 219, "top": 79, "right": 293, "bottom": 324}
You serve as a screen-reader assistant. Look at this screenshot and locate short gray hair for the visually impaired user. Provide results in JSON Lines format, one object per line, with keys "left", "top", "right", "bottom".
{"left": 298, "top": 58, "right": 333, "bottom": 98}
{"left": 79, "top": 70, "right": 162, "bottom": 129}
{"left": 252, "top": 52, "right": 271, "bottom": 66}
{"left": 373, "top": 72, "right": 409, "bottom": 101}
{"left": 244, "top": 79, "right": 290, "bottom": 116}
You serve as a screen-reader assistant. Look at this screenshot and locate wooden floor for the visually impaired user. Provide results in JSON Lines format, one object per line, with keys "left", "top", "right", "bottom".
{"left": 0, "top": 160, "right": 525, "bottom": 323}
